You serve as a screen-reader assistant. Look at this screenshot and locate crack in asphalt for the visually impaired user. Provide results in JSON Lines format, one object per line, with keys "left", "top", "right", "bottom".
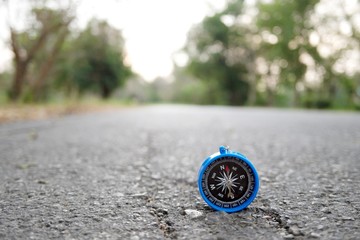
{"left": 149, "top": 206, "right": 177, "bottom": 238}
{"left": 138, "top": 131, "right": 178, "bottom": 238}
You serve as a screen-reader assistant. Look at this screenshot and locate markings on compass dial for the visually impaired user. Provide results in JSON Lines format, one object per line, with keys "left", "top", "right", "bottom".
{"left": 202, "top": 156, "right": 256, "bottom": 208}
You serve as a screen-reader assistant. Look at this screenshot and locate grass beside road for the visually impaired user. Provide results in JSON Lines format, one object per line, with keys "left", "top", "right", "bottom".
{"left": 0, "top": 99, "right": 135, "bottom": 124}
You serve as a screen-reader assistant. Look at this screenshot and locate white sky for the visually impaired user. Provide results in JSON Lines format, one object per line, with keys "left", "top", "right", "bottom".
{"left": 77, "top": 0, "right": 227, "bottom": 80}
{"left": 0, "top": 0, "right": 226, "bottom": 80}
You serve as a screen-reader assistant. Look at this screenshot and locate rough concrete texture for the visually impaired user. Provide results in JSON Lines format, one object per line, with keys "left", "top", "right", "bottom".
{"left": 1, "top": 105, "right": 359, "bottom": 239}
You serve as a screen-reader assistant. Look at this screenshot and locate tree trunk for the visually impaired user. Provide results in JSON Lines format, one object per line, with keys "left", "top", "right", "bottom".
{"left": 9, "top": 61, "right": 28, "bottom": 101}
{"left": 266, "top": 87, "right": 274, "bottom": 106}
{"left": 247, "top": 75, "right": 257, "bottom": 106}
{"left": 100, "top": 83, "right": 111, "bottom": 99}
{"left": 32, "top": 28, "right": 69, "bottom": 101}
{"left": 293, "top": 84, "right": 300, "bottom": 107}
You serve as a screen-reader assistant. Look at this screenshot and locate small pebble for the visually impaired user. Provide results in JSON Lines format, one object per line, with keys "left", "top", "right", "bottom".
{"left": 284, "top": 234, "right": 294, "bottom": 239}
{"left": 317, "top": 225, "right": 324, "bottom": 230}
{"left": 184, "top": 209, "right": 203, "bottom": 219}
{"left": 114, "top": 192, "right": 125, "bottom": 197}
{"left": 320, "top": 207, "right": 331, "bottom": 214}
{"left": 288, "top": 226, "right": 302, "bottom": 236}
{"left": 37, "top": 180, "right": 47, "bottom": 184}
{"left": 310, "top": 232, "right": 321, "bottom": 238}
{"left": 149, "top": 222, "right": 158, "bottom": 227}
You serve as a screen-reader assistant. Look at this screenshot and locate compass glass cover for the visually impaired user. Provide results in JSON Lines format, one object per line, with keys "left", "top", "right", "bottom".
{"left": 200, "top": 156, "right": 256, "bottom": 209}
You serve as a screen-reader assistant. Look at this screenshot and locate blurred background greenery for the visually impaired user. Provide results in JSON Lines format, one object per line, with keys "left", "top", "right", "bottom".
{"left": 0, "top": 0, "right": 359, "bottom": 110}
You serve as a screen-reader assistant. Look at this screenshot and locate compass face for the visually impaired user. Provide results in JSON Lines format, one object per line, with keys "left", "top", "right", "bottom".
{"left": 200, "top": 156, "right": 256, "bottom": 210}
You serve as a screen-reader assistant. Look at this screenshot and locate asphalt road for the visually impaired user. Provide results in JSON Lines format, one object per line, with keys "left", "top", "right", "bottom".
{"left": 1, "top": 105, "right": 359, "bottom": 239}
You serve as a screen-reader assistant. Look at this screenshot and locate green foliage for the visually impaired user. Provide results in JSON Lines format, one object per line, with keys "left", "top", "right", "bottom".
{"left": 173, "top": 81, "right": 209, "bottom": 104}
{"left": 185, "top": 0, "right": 253, "bottom": 106}
{"left": 181, "top": 0, "right": 359, "bottom": 109}
{"left": 55, "top": 19, "right": 132, "bottom": 99}
{"left": 170, "top": 67, "right": 226, "bottom": 105}
{"left": 256, "top": 0, "right": 319, "bottom": 106}
{"left": 4, "top": 1, "right": 131, "bottom": 103}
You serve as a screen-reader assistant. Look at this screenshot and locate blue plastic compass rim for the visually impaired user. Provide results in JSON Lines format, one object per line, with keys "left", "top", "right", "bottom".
{"left": 198, "top": 151, "right": 260, "bottom": 213}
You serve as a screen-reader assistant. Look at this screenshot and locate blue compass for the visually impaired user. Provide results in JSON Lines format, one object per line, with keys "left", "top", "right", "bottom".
{"left": 198, "top": 146, "right": 259, "bottom": 213}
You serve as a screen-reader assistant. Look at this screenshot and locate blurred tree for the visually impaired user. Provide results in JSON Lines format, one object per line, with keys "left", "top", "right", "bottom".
{"left": 115, "top": 76, "right": 150, "bottom": 103}
{"left": 5, "top": 1, "right": 74, "bottom": 101}
{"left": 182, "top": 0, "right": 359, "bottom": 109}
{"left": 256, "top": 0, "right": 320, "bottom": 106}
{"left": 312, "top": 0, "right": 360, "bottom": 109}
{"left": 184, "top": 0, "right": 255, "bottom": 105}
{"left": 171, "top": 66, "right": 218, "bottom": 105}
{"left": 56, "top": 19, "right": 132, "bottom": 99}
{"left": 147, "top": 77, "right": 173, "bottom": 103}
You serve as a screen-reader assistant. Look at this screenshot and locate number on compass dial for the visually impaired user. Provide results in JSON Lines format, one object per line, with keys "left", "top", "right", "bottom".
{"left": 203, "top": 156, "right": 255, "bottom": 206}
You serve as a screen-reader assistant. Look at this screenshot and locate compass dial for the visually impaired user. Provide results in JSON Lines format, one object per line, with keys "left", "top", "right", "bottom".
{"left": 200, "top": 156, "right": 256, "bottom": 209}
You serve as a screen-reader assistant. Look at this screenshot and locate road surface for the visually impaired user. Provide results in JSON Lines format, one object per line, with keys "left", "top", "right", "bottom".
{"left": 1, "top": 105, "right": 359, "bottom": 239}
